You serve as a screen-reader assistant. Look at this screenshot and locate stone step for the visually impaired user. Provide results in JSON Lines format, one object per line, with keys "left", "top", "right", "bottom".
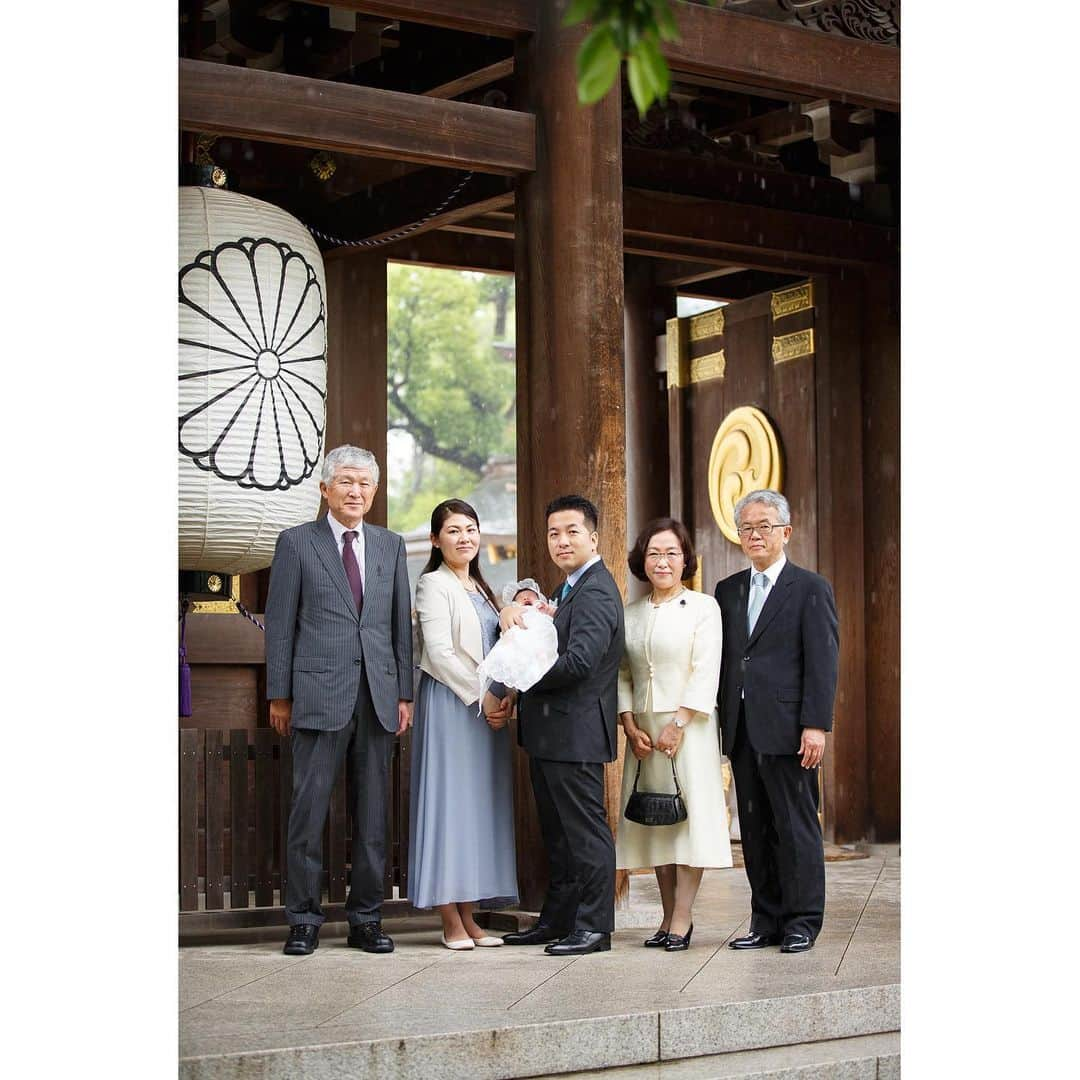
{"left": 179, "top": 983, "right": 899, "bottom": 1080}
{"left": 556, "top": 1032, "right": 900, "bottom": 1079}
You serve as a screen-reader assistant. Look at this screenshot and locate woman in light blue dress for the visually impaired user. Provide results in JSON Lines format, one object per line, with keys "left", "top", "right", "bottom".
{"left": 409, "top": 499, "right": 519, "bottom": 949}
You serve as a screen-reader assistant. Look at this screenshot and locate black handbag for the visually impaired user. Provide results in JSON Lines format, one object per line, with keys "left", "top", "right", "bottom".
{"left": 624, "top": 755, "right": 687, "bottom": 826}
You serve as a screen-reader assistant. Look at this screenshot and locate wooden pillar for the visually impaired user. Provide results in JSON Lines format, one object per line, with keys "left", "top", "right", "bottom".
{"left": 813, "top": 273, "right": 868, "bottom": 844}
{"left": 665, "top": 316, "right": 691, "bottom": 526}
{"left": 513, "top": 1, "right": 626, "bottom": 910}
{"left": 862, "top": 268, "right": 900, "bottom": 841}
{"left": 624, "top": 256, "right": 673, "bottom": 602}
{"left": 324, "top": 251, "right": 389, "bottom": 527}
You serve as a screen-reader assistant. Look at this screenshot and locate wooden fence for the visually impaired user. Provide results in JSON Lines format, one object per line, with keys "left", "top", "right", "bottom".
{"left": 179, "top": 727, "right": 414, "bottom": 930}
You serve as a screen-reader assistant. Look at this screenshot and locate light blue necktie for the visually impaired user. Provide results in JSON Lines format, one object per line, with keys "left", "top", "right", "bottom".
{"left": 557, "top": 581, "right": 571, "bottom": 603}
{"left": 747, "top": 572, "right": 768, "bottom": 636}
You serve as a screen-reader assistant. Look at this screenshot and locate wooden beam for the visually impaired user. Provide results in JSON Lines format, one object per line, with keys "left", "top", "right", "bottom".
{"left": 302, "top": 1, "right": 535, "bottom": 38}
{"left": 624, "top": 188, "right": 898, "bottom": 272}
{"left": 441, "top": 211, "right": 515, "bottom": 240}
{"left": 654, "top": 261, "right": 746, "bottom": 288}
{"left": 315, "top": 170, "right": 514, "bottom": 248}
{"left": 425, "top": 57, "right": 514, "bottom": 100}
{"left": 708, "top": 103, "right": 813, "bottom": 145}
{"left": 624, "top": 147, "right": 864, "bottom": 222}
{"left": 680, "top": 269, "right": 802, "bottom": 301}
{"left": 381, "top": 229, "right": 514, "bottom": 273}
{"left": 336, "top": 22, "right": 513, "bottom": 99}
{"left": 179, "top": 58, "right": 536, "bottom": 174}
{"left": 665, "top": 2, "right": 900, "bottom": 111}
{"left": 436, "top": 192, "right": 897, "bottom": 277}
{"left": 624, "top": 237, "right": 740, "bottom": 267}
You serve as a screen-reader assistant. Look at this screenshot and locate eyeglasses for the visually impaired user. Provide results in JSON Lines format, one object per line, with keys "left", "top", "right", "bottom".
{"left": 645, "top": 549, "right": 684, "bottom": 563}
{"left": 737, "top": 523, "right": 785, "bottom": 538}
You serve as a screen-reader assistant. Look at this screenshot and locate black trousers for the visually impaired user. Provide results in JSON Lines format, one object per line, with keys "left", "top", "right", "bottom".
{"left": 729, "top": 707, "right": 825, "bottom": 939}
{"left": 530, "top": 756, "right": 616, "bottom": 934}
{"left": 284, "top": 675, "right": 394, "bottom": 927}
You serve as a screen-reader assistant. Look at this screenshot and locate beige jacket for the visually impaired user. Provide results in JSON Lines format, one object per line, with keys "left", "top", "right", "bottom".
{"left": 416, "top": 563, "right": 501, "bottom": 706}
{"left": 617, "top": 589, "right": 723, "bottom": 718}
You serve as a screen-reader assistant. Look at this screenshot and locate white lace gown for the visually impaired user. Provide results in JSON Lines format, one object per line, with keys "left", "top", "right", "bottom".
{"left": 615, "top": 591, "right": 733, "bottom": 870}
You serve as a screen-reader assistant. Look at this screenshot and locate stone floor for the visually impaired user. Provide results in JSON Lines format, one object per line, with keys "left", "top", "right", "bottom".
{"left": 179, "top": 851, "right": 899, "bottom": 1079}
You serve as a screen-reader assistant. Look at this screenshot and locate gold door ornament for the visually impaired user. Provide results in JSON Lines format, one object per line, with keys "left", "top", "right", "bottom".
{"left": 707, "top": 407, "right": 783, "bottom": 544}
{"left": 772, "top": 328, "right": 814, "bottom": 365}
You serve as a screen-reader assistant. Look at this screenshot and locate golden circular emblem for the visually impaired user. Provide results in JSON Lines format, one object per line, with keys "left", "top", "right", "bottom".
{"left": 707, "top": 406, "right": 783, "bottom": 544}
{"left": 206, "top": 574, "right": 223, "bottom": 593}
{"left": 211, "top": 166, "right": 227, "bottom": 188}
{"left": 309, "top": 151, "right": 338, "bottom": 182}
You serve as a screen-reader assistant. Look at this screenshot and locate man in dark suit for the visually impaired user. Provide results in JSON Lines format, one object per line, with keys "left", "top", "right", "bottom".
{"left": 715, "top": 490, "right": 839, "bottom": 955}
{"left": 497, "top": 495, "right": 624, "bottom": 956}
{"left": 265, "top": 445, "right": 414, "bottom": 956}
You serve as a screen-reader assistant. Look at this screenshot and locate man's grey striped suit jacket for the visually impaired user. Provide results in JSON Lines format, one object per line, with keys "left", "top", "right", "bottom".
{"left": 265, "top": 516, "right": 414, "bottom": 733}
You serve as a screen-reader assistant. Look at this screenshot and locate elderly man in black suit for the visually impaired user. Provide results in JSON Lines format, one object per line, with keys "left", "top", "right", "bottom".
{"left": 715, "top": 490, "right": 839, "bottom": 955}
{"left": 496, "top": 495, "right": 625, "bottom": 956}
{"left": 265, "top": 445, "right": 414, "bottom": 957}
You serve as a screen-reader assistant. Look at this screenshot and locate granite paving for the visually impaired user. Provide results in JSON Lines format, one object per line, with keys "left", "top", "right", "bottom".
{"left": 179, "top": 851, "right": 899, "bottom": 1078}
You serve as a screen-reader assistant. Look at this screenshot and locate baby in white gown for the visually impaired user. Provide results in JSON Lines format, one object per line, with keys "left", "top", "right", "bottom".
{"left": 476, "top": 579, "right": 559, "bottom": 698}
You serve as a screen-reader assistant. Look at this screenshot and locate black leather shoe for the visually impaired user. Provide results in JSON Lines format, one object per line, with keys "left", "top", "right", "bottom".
{"left": 347, "top": 922, "right": 395, "bottom": 953}
{"left": 502, "top": 923, "right": 565, "bottom": 946}
{"left": 665, "top": 924, "right": 694, "bottom": 951}
{"left": 283, "top": 924, "right": 319, "bottom": 955}
{"left": 643, "top": 928, "right": 670, "bottom": 948}
{"left": 544, "top": 930, "right": 611, "bottom": 956}
{"left": 728, "top": 930, "right": 781, "bottom": 950}
{"left": 780, "top": 932, "right": 813, "bottom": 954}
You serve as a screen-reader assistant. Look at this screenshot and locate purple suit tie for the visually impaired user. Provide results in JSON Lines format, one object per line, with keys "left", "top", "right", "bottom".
{"left": 342, "top": 530, "right": 364, "bottom": 614}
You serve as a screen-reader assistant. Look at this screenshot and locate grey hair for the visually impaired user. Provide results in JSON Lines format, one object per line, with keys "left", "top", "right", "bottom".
{"left": 321, "top": 445, "right": 380, "bottom": 485}
{"left": 734, "top": 489, "right": 791, "bottom": 526}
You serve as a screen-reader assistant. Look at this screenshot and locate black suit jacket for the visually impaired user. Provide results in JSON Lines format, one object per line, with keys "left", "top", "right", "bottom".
{"left": 518, "top": 560, "right": 625, "bottom": 763}
{"left": 714, "top": 560, "right": 839, "bottom": 756}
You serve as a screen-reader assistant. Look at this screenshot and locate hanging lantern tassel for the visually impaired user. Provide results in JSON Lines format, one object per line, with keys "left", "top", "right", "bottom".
{"left": 179, "top": 607, "right": 192, "bottom": 718}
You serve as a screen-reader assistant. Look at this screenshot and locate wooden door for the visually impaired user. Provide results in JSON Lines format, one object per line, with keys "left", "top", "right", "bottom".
{"left": 665, "top": 278, "right": 868, "bottom": 843}
{"left": 667, "top": 281, "right": 819, "bottom": 584}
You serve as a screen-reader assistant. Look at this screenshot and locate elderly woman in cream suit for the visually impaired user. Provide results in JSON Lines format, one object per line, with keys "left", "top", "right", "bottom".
{"left": 617, "top": 517, "right": 732, "bottom": 951}
{"left": 409, "top": 499, "right": 519, "bottom": 950}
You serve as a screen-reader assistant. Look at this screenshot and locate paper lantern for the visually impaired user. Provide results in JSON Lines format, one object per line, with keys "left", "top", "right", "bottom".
{"left": 178, "top": 187, "right": 327, "bottom": 574}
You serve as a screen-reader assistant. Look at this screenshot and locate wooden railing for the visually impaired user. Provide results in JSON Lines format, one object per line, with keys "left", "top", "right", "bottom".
{"left": 179, "top": 727, "right": 413, "bottom": 930}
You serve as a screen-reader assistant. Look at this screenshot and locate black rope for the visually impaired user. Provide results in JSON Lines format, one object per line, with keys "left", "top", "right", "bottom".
{"left": 234, "top": 599, "right": 266, "bottom": 633}
{"left": 304, "top": 171, "right": 475, "bottom": 248}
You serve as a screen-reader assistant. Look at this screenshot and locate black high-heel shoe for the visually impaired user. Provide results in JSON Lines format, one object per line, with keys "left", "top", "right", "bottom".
{"left": 643, "top": 928, "right": 670, "bottom": 948}
{"left": 665, "top": 924, "right": 694, "bottom": 951}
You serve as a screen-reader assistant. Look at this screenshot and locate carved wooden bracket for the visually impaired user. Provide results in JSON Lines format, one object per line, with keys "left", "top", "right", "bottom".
{"left": 801, "top": 100, "right": 879, "bottom": 183}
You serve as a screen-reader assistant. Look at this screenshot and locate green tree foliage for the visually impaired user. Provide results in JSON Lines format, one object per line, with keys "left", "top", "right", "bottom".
{"left": 565, "top": 0, "right": 715, "bottom": 118}
{"left": 386, "top": 264, "right": 515, "bottom": 532}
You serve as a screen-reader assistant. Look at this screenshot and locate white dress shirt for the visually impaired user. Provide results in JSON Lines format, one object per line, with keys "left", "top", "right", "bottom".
{"left": 563, "top": 554, "right": 601, "bottom": 596}
{"left": 327, "top": 513, "right": 366, "bottom": 592}
{"left": 743, "top": 553, "right": 785, "bottom": 699}
{"left": 746, "top": 552, "right": 786, "bottom": 619}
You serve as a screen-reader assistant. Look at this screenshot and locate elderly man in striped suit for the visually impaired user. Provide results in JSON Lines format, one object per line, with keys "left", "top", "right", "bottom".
{"left": 266, "top": 445, "right": 414, "bottom": 956}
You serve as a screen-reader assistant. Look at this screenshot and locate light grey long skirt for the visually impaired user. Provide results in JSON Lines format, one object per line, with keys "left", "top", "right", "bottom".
{"left": 407, "top": 672, "right": 519, "bottom": 910}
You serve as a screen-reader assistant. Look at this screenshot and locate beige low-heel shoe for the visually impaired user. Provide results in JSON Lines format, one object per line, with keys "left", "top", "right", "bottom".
{"left": 441, "top": 934, "right": 475, "bottom": 951}
{"left": 470, "top": 935, "right": 504, "bottom": 947}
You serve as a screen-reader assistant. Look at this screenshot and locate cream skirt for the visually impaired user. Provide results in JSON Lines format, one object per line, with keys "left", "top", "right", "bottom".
{"left": 615, "top": 709, "right": 733, "bottom": 870}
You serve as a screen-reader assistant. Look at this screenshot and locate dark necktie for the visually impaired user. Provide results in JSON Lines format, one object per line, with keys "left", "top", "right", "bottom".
{"left": 342, "top": 530, "right": 364, "bottom": 613}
